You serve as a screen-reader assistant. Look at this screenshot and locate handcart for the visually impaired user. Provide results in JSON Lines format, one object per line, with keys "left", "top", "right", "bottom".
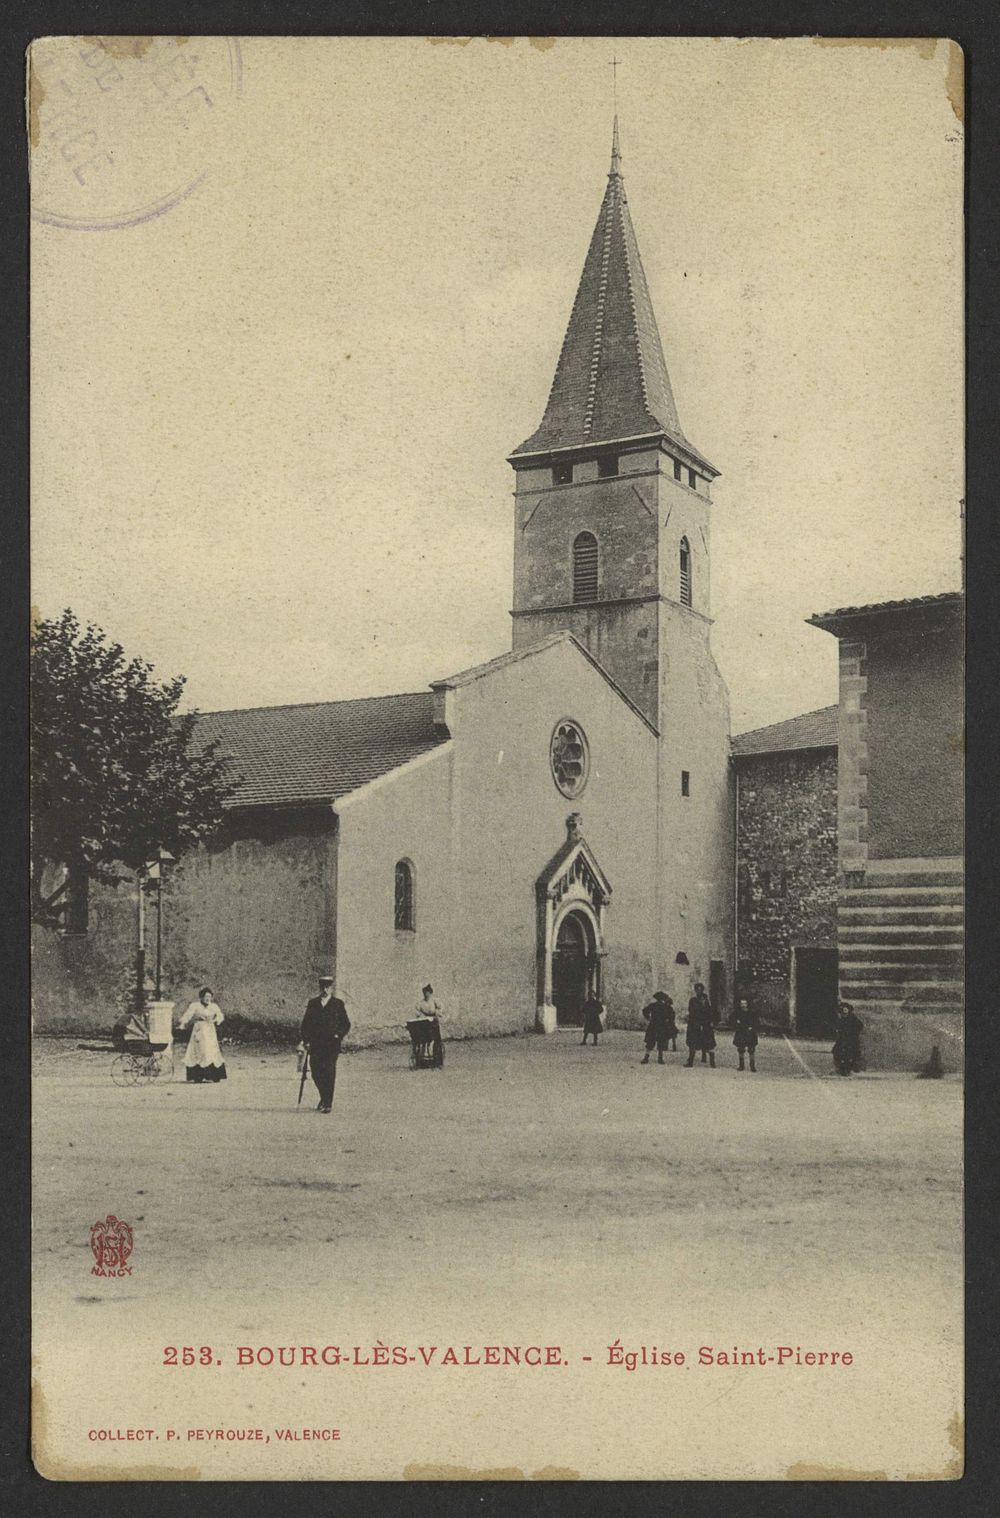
{"left": 406, "top": 1019, "right": 443, "bottom": 1070}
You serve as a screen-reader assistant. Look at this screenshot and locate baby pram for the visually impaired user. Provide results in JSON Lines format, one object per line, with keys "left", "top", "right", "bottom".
{"left": 111, "top": 1003, "right": 174, "bottom": 1086}
{"left": 406, "top": 1019, "right": 443, "bottom": 1070}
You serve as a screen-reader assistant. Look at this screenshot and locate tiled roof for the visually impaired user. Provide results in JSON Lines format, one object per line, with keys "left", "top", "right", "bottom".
{"left": 193, "top": 692, "right": 447, "bottom": 809}
{"left": 808, "top": 591, "right": 964, "bottom": 627}
{"left": 510, "top": 121, "right": 715, "bottom": 474}
{"left": 731, "top": 705, "right": 839, "bottom": 757}
{"left": 193, "top": 629, "right": 663, "bottom": 812}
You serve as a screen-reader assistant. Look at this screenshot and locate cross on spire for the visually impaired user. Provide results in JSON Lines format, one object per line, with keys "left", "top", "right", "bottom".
{"left": 609, "top": 53, "right": 622, "bottom": 178}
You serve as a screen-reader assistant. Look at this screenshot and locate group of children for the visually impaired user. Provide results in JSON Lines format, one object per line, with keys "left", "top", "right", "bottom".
{"left": 578, "top": 984, "right": 760, "bottom": 1072}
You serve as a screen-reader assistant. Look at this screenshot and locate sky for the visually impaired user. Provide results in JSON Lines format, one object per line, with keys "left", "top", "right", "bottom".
{"left": 31, "top": 36, "right": 963, "bottom": 733}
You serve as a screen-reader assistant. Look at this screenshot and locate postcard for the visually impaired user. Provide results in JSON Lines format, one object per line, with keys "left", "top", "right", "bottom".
{"left": 30, "top": 35, "right": 964, "bottom": 1480}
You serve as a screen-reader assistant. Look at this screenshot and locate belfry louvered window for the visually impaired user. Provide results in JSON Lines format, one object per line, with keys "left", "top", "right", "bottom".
{"left": 679, "top": 537, "right": 692, "bottom": 607}
{"left": 573, "top": 532, "right": 599, "bottom": 604}
{"left": 394, "top": 859, "right": 415, "bottom": 931}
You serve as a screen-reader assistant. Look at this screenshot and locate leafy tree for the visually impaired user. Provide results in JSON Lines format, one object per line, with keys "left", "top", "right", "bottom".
{"left": 30, "top": 609, "right": 237, "bottom": 928}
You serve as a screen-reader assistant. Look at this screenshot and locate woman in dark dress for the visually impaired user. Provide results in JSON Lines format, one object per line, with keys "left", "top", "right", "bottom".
{"left": 640, "top": 992, "right": 677, "bottom": 1064}
{"left": 732, "top": 997, "right": 759, "bottom": 1072}
{"left": 832, "top": 1001, "right": 864, "bottom": 1076}
{"left": 580, "top": 993, "right": 605, "bottom": 1046}
{"left": 684, "top": 983, "right": 716, "bottom": 1067}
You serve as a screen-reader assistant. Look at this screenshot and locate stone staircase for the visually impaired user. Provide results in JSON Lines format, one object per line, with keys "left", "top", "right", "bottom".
{"left": 837, "top": 857, "right": 964, "bottom": 1019}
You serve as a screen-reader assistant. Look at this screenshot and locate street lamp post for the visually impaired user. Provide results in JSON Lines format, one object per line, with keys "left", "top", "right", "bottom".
{"left": 146, "top": 848, "right": 176, "bottom": 1001}
{"left": 136, "top": 849, "right": 176, "bottom": 1015}
{"left": 135, "top": 868, "right": 147, "bottom": 1017}
{"left": 155, "top": 867, "right": 163, "bottom": 1002}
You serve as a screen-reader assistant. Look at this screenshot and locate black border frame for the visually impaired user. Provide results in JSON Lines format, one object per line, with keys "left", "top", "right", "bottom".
{"left": 5, "top": 4, "right": 998, "bottom": 1514}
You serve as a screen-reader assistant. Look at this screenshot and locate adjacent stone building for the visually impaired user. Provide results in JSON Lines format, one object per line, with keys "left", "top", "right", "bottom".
{"left": 808, "top": 593, "right": 965, "bottom": 1069}
{"left": 732, "top": 708, "right": 839, "bottom": 1033}
{"left": 731, "top": 590, "right": 965, "bottom": 1067}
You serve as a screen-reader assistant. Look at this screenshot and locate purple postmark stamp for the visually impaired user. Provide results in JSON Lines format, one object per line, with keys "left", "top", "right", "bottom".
{"left": 29, "top": 36, "right": 243, "bottom": 231}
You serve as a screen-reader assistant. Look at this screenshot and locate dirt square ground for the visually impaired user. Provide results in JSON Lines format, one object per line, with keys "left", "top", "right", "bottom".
{"left": 32, "top": 1029, "right": 963, "bottom": 1481}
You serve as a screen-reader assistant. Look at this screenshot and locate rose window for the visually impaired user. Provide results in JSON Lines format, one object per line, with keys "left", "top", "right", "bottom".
{"left": 550, "top": 720, "right": 589, "bottom": 798}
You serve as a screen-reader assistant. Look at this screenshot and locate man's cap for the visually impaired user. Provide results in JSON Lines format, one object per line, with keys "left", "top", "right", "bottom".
{"left": 654, "top": 990, "right": 673, "bottom": 1003}
{"left": 318, "top": 974, "right": 334, "bottom": 985}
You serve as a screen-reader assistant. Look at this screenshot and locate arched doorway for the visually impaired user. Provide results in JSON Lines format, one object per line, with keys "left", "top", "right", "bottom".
{"left": 536, "top": 816, "right": 612, "bottom": 1033}
{"left": 551, "top": 908, "right": 598, "bottom": 1027}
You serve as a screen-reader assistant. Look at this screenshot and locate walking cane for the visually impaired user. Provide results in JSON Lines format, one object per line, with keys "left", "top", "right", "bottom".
{"left": 297, "top": 1049, "right": 310, "bottom": 1106}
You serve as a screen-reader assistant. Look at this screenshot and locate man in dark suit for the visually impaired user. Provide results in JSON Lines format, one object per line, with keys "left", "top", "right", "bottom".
{"left": 300, "top": 975, "right": 351, "bottom": 1113}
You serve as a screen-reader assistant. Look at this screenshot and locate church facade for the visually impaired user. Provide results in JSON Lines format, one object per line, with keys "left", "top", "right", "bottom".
{"left": 34, "top": 122, "right": 734, "bottom": 1039}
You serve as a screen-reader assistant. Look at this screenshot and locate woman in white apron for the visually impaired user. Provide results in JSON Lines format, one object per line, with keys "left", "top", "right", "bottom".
{"left": 178, "top": 986, "right": 227, "bottom": 1083}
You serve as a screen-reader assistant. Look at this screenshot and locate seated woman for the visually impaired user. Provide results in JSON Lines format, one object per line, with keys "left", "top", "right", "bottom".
{"left": 414, "top": 983, "right": 444, "bottom": 1068}
{"left": 178, "top": 986, "right": 228, "bottom": 1083}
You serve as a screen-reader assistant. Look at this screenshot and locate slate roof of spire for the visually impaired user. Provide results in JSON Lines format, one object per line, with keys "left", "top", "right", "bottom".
{"left": 510, "top": 118, "right": 716, "bottom": 474}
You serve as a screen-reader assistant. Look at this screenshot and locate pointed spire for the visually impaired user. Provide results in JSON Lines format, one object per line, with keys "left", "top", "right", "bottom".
{"left": 609, "top": 115, "right": 622, "bottom": 178}
{"left": 510, "top": 122, "right": 715, "bottom": 475}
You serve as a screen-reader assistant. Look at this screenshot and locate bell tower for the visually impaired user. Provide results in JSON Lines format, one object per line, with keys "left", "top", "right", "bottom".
{"left": 508, "top": 119, "right": 732, "bottom": 1002}
{"left": 508, "top": 118, "right": 720, "bottom": 729}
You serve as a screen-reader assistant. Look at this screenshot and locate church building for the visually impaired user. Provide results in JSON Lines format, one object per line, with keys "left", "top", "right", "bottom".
{"left": 34, "top": 122, "right": 734, "bottom": 1039}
